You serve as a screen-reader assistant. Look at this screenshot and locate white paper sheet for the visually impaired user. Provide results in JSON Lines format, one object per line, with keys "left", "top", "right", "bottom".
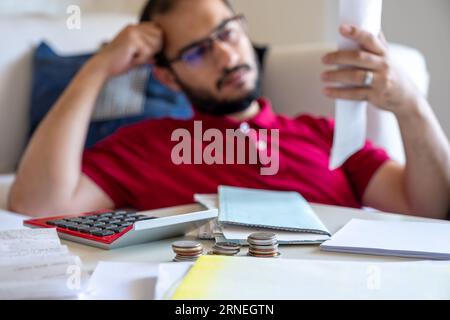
{"left": 172, "top": 256, "right": 450, "bottom": 300}
{"left": 321, "top": 219, "right": 450, "bottom": 259}
{"left": 329, "top": 0, "right": 383, "bottom": 169}
{"left": 0, "top": 209, "right": 27, "bottom": 231}
{"left": 155, "top": 262, "right": 193, "bottom": 300}
{"left": 0, "top": 228, "right": 85, "bottom": 299}
{"left": 85, "top": 261, "right": 159, "bottom": 300}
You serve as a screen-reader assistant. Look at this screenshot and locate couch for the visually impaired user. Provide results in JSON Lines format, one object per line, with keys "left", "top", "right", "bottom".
{"left": 0, "top": 13, "right": 430, "bottom": 212}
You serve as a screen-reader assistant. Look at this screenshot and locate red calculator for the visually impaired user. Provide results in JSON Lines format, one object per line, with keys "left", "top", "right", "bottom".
{"left": 24, "top": 204, "right": 218, "bottom": 250}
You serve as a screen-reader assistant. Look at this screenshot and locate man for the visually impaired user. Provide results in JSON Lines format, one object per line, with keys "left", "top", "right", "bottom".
{"left": 8, "top": 0, "right": 450, "bottom": 219}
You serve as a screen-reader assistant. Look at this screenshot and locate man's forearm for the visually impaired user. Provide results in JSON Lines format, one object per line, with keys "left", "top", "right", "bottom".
{"left": 9, "top": 58, "right": 109, "bottom": 213}
{"left": 396, "top": 98, "right": 450, "bottom": 218}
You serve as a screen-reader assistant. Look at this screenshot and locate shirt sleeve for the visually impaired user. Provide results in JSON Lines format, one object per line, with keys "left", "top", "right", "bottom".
{"left": 82, "top": 128, "right": 137, "bottom": 209}
{"left": 343, "top": 140, "right": 391, "bottom": 201}
{"left": 305, "top": 115, "right": 391, "bottom": 202}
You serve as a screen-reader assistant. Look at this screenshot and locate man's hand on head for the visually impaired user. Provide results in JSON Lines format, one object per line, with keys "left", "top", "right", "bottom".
{"left": 321, "top": 25, "right": 423, "bottom": 117}
{"left": 91, "top": 22, "right": 163, "bottom": 78}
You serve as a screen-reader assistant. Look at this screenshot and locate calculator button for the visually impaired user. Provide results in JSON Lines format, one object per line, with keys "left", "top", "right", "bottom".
{"left": 67, "top": 224, "right": 82, "bottom": 231}
{"left": 104, "top": 224, "right": 119, "bottom": 230}
{"left": 92, "top": 222, "right": 106, "bottom": 227}
{"left": 123, "top": 217, "right": 137, "bottom": 222}
{"left": 82, "top": 219, "right": 96, "bottom": 225}
{"left": 96, "top": 217, "right": 110, "bottom": 222}
{"left": 108, "top": 219, "right": 121, "bottom": 225}
{"left": 100, "top": 213, "right": 114, "bottom": 217}
{"left": 119, "top": 222, "right": 133, "bottom": 228}
{"left": 91, "top": 230, "right": 115, "bottom": 237}
{"left": 65, "top": 218, "right": 85, "bottom": 224}
{"left": 136, "top": 216, "right": 157, "bottom": 221}
{"left": 77, "top": 225, "right": 92, "bottom": 233}
{"left": 87, "top": 227, "right": 103, "bottom": 234}
{"left": 47, "top": 220, "right": 67, "bottom": 227}
{"left": 111, "top": 227, "right": 127, "bottom": 234}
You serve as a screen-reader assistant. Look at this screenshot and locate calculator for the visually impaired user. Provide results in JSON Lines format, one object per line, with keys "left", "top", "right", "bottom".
{"left": 24, "top": 204, "right": 218, "bottom": 250}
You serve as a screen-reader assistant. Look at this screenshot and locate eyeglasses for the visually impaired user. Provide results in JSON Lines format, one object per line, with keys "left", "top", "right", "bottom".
{"left": 161, "top": 14, "right": 247, "bottom": 68}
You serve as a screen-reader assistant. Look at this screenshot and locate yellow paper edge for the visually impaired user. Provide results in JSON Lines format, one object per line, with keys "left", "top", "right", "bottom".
{"left": 171, "top": 255, "right": 231, "bottom": 300}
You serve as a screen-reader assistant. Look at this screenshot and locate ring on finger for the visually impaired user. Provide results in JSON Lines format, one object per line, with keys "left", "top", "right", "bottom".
{"left": 363, "top": 71, "right": 375, "bottom": 87}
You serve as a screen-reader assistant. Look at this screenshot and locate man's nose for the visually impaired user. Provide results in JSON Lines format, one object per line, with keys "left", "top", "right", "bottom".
{"left": 212, "top": 40, "right": 240, "bottom": 70}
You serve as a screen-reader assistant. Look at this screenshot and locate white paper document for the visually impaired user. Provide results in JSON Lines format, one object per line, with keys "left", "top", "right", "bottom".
{"left": 173, "top": 256, "right": 450, "bottom": 300}
{"left": 0, "top": 228, "right": 85, "bottom": 299}
{"left": 0, "top": 209, "right": 26, "bottom": 231}
{"left": 86, "top": 261, "right": 159, "bottom": 300}
{"left": 155, "top": 262, "right": 193, "bottom": 300}
{"left": 84, "top": 261, "right": 193, "bottom": 300}
{"left": 320, "top": 219, "right": 450, "bottom": 260}
{"left": 329, "top": 0, "right": 383, "bottom": 169}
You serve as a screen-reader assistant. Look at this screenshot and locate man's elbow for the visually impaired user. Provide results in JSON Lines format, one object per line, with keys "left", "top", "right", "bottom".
{"left": 7, "top": 182, "right": 63, "bottom": 217}
{"left": 8, "top": 183, "right": 40, "bottom": 216}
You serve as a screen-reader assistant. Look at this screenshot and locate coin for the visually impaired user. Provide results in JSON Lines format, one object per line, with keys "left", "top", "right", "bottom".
{"left": 172, "top": 241, "right": 204, "bottom": 262}
{"left": 247, "top": 233, "right": 280, "bottom": 259}
{"left": 214, "top": 242, "right": 241, "bottom": 251}
{"left": 247, "top": 252, "right": 280, "bottom": 258}
{"left": 172, "top": 241, "right": 202, "bottom": 250}
{"left": 210, "top": 241, "right": 241, "bottom": 256}
{"left": 248, "top": 232, "right": 277, "bottom": 241}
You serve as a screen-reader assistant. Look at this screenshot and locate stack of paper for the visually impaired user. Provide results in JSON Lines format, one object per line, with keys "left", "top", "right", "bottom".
{"left": 0, "top": 228, "right": 85, "bottom": 299}
{"left": 195, "top": 186, "right": 331, "bottom": 245}
{"left": 171, "top": 255, "right": 450, "bottom": 300}
{"left": 320, "top": 219, "right": 450, "bottom": 260}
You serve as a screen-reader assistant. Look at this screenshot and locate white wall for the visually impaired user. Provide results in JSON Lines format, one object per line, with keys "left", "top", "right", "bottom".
{"left": 231, "top": 0, "right": 327, "bottom": 45}
{"left": 0, "top": 0, "right": 146, "bottom": 15}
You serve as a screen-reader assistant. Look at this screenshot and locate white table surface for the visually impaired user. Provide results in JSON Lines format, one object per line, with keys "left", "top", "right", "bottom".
{"left": 2, "top": 204, "right": 447, "bottom": 273}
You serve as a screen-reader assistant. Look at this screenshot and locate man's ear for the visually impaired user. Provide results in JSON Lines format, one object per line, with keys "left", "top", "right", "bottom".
{"left": 152, "top": 66, "right": 182, "bottom": 92}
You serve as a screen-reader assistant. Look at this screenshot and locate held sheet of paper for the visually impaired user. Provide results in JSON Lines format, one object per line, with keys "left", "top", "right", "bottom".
{"left": 329, "top": 0, "right": 383, "bottom": 169}
{"left": 0, "top": 228, "right": 85, "bottom": 300}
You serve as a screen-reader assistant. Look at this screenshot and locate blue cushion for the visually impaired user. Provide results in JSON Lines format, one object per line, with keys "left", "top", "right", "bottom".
{"left": 30, "top": 42, "right": 193, "bottom": 148}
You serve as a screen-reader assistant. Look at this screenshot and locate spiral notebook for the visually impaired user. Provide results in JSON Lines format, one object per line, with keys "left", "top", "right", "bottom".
{"left": 218, "top": 186, "right": 330, "bottom": 236}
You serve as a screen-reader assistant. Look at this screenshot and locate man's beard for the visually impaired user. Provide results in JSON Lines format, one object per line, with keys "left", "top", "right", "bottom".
{"left": 172, "top": 64, "right": 262, "bottom": 117}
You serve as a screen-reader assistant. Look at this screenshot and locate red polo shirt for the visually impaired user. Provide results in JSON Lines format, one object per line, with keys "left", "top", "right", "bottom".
{"left": 82, "top": 98, "right": 390, "bottom": 211}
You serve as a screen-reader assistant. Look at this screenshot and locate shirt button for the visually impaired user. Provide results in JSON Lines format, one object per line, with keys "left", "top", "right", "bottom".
{"left": 239, "top": 122, "right": 250, "bottom": 135}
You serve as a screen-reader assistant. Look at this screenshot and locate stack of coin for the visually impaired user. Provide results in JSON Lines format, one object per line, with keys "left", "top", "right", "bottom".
{"left": 247, "top": 232, "right": 280, "bottom": 258}
{"left": 172, "top": 241, "right": 204, "bottom": 262}
{"left": 210, "top": 242, "right": 241, "bottom": 256}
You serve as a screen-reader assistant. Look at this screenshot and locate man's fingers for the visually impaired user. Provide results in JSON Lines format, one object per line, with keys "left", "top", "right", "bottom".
{"left": 340, "top": 24, "right": 387, "bottom": 56}
{"left": 322, "top": 50, "right": 386, "bottom": 70}
{"left": 141, "top": 33, "right": 162, "bottom": 53}
{"left": 323, "top": 87, "right": 372, "bottom": 101}
{"left": 322, "top": 69, "right": 379, "bottom": 87}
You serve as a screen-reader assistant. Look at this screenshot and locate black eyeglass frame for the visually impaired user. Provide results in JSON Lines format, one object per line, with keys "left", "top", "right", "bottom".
{"left": 155, "top": 14, "right": 247, "bottom": 68}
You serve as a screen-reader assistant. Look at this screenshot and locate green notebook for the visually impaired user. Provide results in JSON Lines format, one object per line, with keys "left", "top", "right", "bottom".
{"left": 218, "top": 186, "right": 330, "bottom": 235}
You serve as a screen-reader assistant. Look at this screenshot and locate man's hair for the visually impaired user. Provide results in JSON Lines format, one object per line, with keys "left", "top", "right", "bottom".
{"left": 140, "top": 0, "right": 233, "bottom": 22}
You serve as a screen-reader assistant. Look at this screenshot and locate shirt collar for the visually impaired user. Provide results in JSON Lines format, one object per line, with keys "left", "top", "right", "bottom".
{"left": 192, "top": 98, "right": 278, "bottom": 130}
